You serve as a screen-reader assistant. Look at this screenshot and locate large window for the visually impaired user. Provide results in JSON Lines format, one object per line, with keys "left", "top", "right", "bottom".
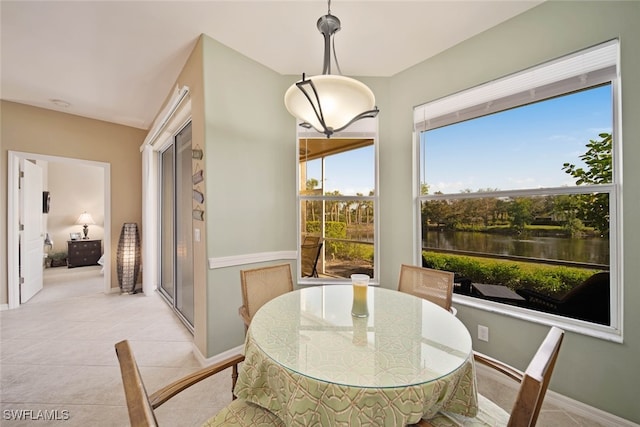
{"left": 298, "top": 130, "right": 378, "bottom": 282}
{"left": 415, "top": 41, "right": 621, "bottom": 339}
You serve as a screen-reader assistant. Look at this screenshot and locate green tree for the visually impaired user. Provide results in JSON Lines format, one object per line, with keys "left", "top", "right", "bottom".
{"left": 305, "top": 178, "right": 320, "bottom": 221}
{"left": 562, "top": 133, "right": 612, "bottom": 235}
{"left": 507, "top": 198, "right": 533, "bottom": 233}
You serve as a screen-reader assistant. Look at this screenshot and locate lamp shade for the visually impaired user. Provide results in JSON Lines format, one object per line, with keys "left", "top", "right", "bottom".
{"left": 76, "top": 212, "right": 95, "bottom": 225}
{"left": 284, "top": 74, "right": 376, "bottom": 135}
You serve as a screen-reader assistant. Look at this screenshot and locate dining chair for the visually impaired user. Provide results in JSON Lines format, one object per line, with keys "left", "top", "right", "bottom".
{"left": 114, "top": 340, "right": 283, "bottom": 427}
{"left": 398, "top": 264, "right": 456, "bottom": 314}
{"left": 238, "top": 263, "right": 294, "bottom": 329}
{"left": 415, "top": 326, "right": 565, "bottom": 427}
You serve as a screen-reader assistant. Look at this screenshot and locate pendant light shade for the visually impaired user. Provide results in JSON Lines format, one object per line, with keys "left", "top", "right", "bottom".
{"left": 285, "top": 75, "right": 377, "bottom": 136}
{"left": 284, "top": 2, "right": 379, "bottom": 138}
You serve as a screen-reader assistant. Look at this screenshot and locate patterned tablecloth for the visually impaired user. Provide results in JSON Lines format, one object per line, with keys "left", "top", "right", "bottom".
{"left": 234, "top": 285, "right": 478, "bottom": 426}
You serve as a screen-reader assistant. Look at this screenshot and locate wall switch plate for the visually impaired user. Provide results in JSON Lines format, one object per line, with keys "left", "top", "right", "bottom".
{"left": 478, "top": 325, "right": 489, "bottom": 342}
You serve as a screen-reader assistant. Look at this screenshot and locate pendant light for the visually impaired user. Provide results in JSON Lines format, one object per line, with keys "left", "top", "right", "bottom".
{"left": 284, "top": 0, "right": 379, "bottom": 138}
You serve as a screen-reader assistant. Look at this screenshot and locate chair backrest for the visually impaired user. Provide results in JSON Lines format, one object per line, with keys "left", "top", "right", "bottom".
{"left": 240, "top": 264, "right": 294, "bottom": 324}
{"left": 302, "top": 235, "right": 320, "bottom": 246}
{"left": 508, "top": 326, "right": 564, "bottom": 427}
{"left": 301, "top": 241, "right": 323, "bottom": 277}
{"left": 115, "top": 340, "right": 160, "bottom": 427}
{"left": 397, "top": 264, "right": 454, "bottom": 311}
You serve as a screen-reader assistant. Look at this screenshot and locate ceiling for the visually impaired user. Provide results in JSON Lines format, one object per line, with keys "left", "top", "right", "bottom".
{"left": 1, "top": 1, "right": 543, "bottom": 131}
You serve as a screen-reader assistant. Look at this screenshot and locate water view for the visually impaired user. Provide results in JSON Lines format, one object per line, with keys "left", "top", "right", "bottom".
{"left": 425, "top": 230, "right": 609, "bottom": 266}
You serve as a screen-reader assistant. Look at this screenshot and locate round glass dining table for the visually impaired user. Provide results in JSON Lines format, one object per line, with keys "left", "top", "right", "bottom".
{"left": 234, "top": 285, "right": 478, "bottom": 426}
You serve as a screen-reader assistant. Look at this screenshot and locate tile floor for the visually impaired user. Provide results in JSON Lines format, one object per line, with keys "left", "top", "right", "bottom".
{"left": 1, "top": 267, "right": 608, "bottom": 426}
{"left": 1, "top": 267, "right": 233, "bottom": 426}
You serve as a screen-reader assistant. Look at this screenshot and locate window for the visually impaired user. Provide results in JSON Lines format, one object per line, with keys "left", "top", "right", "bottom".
{"left": 414, "top": 40, "right": 621, "bottom": 339}
{"left": 297, "top": 123, "right": 378, "bottom": 282}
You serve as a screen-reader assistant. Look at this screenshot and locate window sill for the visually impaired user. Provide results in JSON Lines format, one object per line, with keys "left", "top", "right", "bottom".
{"left": 453, "top": 294, "right": 623, "bottom": 343}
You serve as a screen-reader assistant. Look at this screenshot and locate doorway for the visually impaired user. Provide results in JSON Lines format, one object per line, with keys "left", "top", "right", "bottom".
{"left": 157, "top": 122, "right": 195, "bottom": 328}
{"left": 7, "top": 151, "right": 111, "bottom": 309}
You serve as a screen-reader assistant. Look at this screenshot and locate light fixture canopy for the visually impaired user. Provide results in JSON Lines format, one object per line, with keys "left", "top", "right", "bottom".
{"left": 284, "top": 1, "right": 379, "bottom": 138}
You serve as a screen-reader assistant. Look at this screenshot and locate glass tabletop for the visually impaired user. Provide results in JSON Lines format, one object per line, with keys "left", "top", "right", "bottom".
{"left": 249, "top": 285, "right": 472, "bottom": 389}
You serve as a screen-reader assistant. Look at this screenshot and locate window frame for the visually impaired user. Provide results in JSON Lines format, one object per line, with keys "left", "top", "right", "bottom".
{"left": 296, "top": 119, "right": 380, "bottom": 285}
{"left": 413, "top": 40, "right": 623, "bottom": 342}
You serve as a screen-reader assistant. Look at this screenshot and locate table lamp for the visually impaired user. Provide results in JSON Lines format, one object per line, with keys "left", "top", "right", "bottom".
{"left": 76, "top": 211, "right": 95, "bottom": 239}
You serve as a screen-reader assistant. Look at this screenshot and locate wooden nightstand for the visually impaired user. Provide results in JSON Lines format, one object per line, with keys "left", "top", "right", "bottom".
{"left": 67, "top": 239, "right": 102, "bottom": 268}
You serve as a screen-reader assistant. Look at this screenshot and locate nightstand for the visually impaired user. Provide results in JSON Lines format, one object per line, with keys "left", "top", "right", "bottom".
{"left": 67, "top": 239, "right": 102, "bottom": 268}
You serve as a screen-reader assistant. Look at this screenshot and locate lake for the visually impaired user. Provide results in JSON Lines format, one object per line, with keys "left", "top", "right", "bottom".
{"left": 424, "top": 230, "right": 609, "bottom": 266}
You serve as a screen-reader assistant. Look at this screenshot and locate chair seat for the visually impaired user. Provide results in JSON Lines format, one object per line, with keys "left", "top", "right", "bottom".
{"left": 203, "top": 398, "right": 284, "bottom": 427}
{"left": 425, "top": 394, "right": 510, "bottom": 426}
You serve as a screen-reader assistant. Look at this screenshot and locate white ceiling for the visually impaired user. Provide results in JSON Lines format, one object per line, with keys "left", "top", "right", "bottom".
{"left": 1, "top": 1, "right": 543, "bottom": 130}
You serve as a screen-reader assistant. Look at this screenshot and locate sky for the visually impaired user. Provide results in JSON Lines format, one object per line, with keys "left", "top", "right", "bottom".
{"left": 421, "top": 84, "right": 612, "bottom": 194}
{"left": 304, "top": 84, "right": 612, "bottom": 196}
{"left": 306, "top": 146, "right": 375, "bottom": 196}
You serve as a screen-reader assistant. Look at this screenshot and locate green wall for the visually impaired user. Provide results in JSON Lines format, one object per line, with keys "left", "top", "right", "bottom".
{"left": 195, "top": 1, "right": 639, "bottom": 422}
{"left": 199, "top": 35, "right": 297, "bottom": 356}
{"left": 384, "top": 1, "right": 640, "bottom": 422}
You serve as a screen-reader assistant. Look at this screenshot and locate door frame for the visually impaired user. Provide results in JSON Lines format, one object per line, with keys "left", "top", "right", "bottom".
{"left": 7, "top": 151, "right": 111, "bottom": 309}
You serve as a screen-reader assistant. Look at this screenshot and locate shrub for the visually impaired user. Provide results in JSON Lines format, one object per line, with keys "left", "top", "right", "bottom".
{"left": 423, "top": 251, "right": 596, "bottom": 296}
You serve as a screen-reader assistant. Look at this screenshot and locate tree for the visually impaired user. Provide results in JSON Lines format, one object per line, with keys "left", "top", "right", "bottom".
{"left": 305, "top": 178, "right": 320, "bottom": 221}
{"left": 562, "top": 133, "right": 612, "bottom": 185}
{"left": 562, "top": 133, "right": 612, "bottom": 235}
{"left": 507, "top": 198, "right": 533, "bottom": 233}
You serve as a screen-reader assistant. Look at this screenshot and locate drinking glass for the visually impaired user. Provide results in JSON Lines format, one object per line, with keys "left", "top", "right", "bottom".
{"left": 351, "top": 274, "right": 370, "bottom": 317}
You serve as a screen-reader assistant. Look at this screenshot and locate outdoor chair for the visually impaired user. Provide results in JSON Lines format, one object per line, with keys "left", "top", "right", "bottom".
{"left": 416, "top": 326, "right": 565, "bottom": 427}
{"left": 238, "top": 263, "right": 294, "bottom": 329}
{"left": 301, "top": 239, "right": 323, "bottom": 278}
{"left": 517, "top": 271, "right": 609, "bottom": 325}
{"left": 114, "top": 340, "right": 283, "bottom": 427}
{"left": 398, "top": 264, "right": 456, "bottom": 315}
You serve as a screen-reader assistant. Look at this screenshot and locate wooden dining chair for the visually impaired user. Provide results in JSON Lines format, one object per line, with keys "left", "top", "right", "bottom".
{"left": 415, "top": 326, "right": 565, "bottom": 427}
{"left": 114, "top": 340, "right": 283, "bottom": 427}
{"left": 238, "top": 263, "right": 294, "bottom": 329}
{"left": 398, "top": 264, "right": 456, "bottom": 314}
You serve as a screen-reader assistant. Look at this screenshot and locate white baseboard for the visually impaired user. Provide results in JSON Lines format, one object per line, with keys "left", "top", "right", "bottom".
{"left": 192, "top": 342, "right": 245, "bottom": 366}
{"left": 0, "top": 303, "right": 9, "bottom": 311}
{"left": 476, "top": 363, "right": 639, "bottom": 427}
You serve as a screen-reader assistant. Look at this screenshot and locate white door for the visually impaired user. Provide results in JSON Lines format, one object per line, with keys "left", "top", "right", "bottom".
{"left": 20, "top": 159, "right": 44, "bottom": 303}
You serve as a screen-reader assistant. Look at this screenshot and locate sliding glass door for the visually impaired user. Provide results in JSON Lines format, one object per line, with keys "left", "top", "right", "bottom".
{"left": 159, "top": 122, "right": 194, "bottom": 328}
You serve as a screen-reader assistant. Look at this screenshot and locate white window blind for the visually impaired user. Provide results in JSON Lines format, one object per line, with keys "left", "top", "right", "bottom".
{"left": 414, "top": 40, "right": 619, "bottom": 132}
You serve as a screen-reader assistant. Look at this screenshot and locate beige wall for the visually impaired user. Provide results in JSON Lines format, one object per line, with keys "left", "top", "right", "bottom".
{"left": 47, "top": 161, "right": 105, "bottom": 248}
{"left": 0, "top": 100, "right": 146, "bottom": 301}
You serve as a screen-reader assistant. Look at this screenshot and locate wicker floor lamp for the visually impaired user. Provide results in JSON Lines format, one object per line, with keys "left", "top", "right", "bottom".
{"left": 117, "top": 223, "right": 141, "bottom": 294}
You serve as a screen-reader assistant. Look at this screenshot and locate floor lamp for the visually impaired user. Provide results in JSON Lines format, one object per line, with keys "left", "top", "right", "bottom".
{"left": 117, "top": 223, "right": 141, "bottom": 294}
